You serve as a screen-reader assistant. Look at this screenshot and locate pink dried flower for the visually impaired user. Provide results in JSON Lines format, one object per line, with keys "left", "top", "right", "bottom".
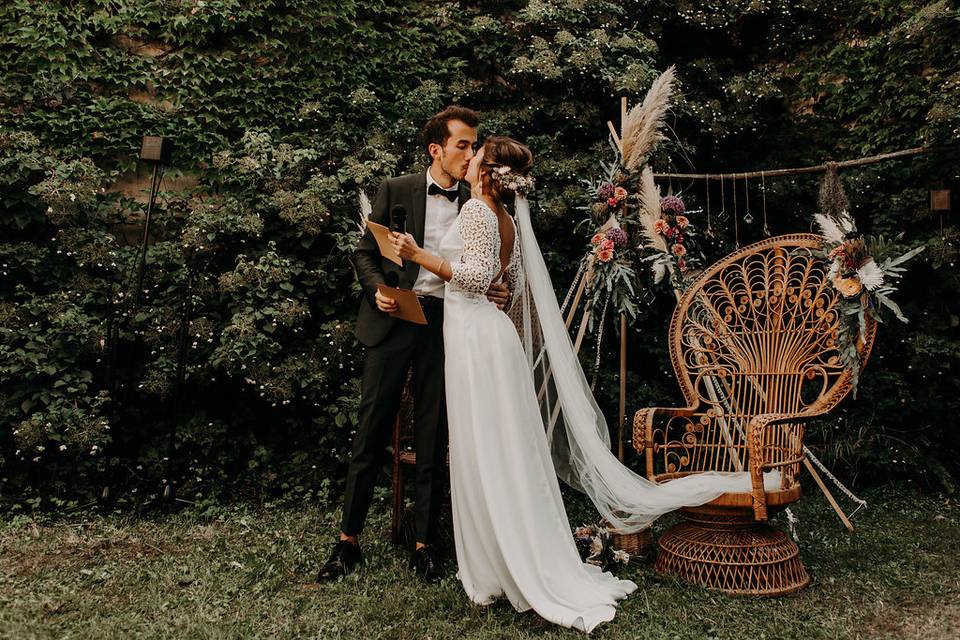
{"left": 672, "top": 243, "right": 687, "bottom": 257}
{"left": 598, "top": 248, "right": 614, "bottom": 262}
{"left": 591, "top": 233, "right": 604, "bottom": 246}
{"left": 654, "top": 219, "right": 668, "bottom": 234}
{"left": 607, "top": 197, "right": 619, "bottom": 207}
{"left": 613, "top": 186, "right": 628, "bottom": 201}
{"left": 676, "top": 215, "right": 689, "bottom": 229}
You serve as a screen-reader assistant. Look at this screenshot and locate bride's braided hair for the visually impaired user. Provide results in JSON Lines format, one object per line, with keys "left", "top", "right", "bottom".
{"left": 479, "top": 136, "right": 534, "bottom": 213}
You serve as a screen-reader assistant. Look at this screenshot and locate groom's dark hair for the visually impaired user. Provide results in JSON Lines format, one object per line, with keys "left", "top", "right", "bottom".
{"left": 422, "top": 105, "right": 480, "bottom": 160}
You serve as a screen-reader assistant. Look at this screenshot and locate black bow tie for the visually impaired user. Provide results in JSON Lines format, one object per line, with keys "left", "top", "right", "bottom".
{"left": 428, "top": 182, "right": 459, "bottom": 202}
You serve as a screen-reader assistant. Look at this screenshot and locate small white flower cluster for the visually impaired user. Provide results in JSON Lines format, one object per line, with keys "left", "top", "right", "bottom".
{"left": 490, "top": 165, "right": 535, "bottom": 196}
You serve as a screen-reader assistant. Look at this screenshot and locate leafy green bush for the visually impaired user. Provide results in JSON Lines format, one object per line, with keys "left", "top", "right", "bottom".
{"left": 1, "top": 0, "right": 957, "bottom": 510}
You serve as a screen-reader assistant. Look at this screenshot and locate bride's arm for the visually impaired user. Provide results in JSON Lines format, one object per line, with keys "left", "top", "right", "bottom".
{"left": 390, "top": 200, "right": 499, "bottom": 293}
{"left": 390, "top": 234, "right": 453, "bottom": 282}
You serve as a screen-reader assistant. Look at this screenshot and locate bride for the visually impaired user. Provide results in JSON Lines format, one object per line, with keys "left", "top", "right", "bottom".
{"left": 391, "top": 136, "right": 747, "bottom": 632}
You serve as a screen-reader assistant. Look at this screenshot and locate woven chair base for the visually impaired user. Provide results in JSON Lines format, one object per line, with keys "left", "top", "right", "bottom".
{"left": 655, "top": 511, "right": 810, "bottom": 596}
{"left": 606, "top": 525, "right": 655, "bottom": 562}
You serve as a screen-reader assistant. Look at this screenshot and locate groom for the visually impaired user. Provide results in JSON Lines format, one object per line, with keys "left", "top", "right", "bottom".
{"left": 317, "top": 106, "right": 510, "bottom": 583}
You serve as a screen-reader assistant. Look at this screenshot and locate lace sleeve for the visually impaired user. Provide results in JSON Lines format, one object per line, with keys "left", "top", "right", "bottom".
{"left": 450, "top": 200, "right": 499, "bottom": 295}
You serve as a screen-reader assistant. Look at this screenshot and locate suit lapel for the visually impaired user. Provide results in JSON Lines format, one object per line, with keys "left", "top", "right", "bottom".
{"left": 411, "top": 170, "right": 427, "bottom": 247}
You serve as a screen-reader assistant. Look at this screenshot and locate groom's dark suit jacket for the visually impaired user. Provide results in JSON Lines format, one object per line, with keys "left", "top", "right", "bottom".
{"left": 352, "top": 170, "right": 471, "bottom": 347}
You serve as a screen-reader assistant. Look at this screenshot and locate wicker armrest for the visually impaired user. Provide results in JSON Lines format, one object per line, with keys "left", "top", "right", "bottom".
{"left": 632, "top": 406, "right": 698, "bottom": 480}
{"left": 746, "top": 408, "right": 828, "bottom": 521}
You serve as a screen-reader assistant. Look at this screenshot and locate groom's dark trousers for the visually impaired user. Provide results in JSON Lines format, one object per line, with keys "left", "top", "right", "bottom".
{"left": 341, "top": 170, "right": 469, "bottom": 545}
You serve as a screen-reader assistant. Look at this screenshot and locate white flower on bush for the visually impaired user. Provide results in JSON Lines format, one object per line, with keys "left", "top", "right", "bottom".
{"left": 59, "top": 444, "right": 67, "bottom": 451}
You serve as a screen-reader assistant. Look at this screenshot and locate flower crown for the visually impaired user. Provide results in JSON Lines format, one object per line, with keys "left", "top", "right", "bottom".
{"left": 489, "top": 164, "right": 535, "bottom": 196}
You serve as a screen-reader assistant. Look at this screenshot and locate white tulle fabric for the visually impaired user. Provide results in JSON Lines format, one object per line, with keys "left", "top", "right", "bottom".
{"left": 511, "top": 196, "right": 770, "bottom": 534}
{"left": 441, "top": 198, "right": 636, "bottom": 633}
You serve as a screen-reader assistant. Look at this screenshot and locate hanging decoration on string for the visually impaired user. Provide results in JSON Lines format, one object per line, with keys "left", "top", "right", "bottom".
{"left": 744, "top": 174, "right": 753, "bottom": 225}
{"left": 761, "top": 170, "right": 770, "bottom": 236}
{"left": 704, "top": 173, "right": 715, "bottom": 238}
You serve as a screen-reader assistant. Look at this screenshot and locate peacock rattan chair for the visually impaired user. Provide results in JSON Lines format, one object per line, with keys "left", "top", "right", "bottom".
{"left": 632, "top": 233, "right": 877, "bottom": 596}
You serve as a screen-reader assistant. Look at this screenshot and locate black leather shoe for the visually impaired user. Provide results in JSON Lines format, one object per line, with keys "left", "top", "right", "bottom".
{"left": 316, "top": 540, "right": 363, "bottom": 582}
{"left": 409, "top": 545, "right": 441, "bottom": 583}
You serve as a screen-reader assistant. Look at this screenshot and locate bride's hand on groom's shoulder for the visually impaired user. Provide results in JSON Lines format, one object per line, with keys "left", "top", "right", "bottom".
{"left": 486, "top": 281, "right": 511, "bottom": 311}
{"left": 390, "top": 231, "right": 421, "bottom": 261}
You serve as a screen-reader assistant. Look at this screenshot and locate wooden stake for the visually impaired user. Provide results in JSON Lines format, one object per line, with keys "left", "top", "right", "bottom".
{"left": 566, "top": 260, "right": 594, "bottom": 329}
{"left": 546, "top": 308, "right": 593, "bottom": 439}
{"left": 606, "top": 121, "right": 622, "bottom": 152}
{"left": 803, "top": 457, "right": 855, "bottom": 532}
{"left": 573, "top": 308, "right": 592, "bottom": 354}
{"left": 620, "top": 96, "right": 628, "bottom": 135}
{"left": 618, "top": 313, "right": 627, "bottom": 461}
{"left": 537, "top": 262, "right": 595, "bottom": 405}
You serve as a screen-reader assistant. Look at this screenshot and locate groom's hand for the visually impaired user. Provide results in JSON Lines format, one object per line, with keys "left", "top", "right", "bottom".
{"left": 375, "top": 289, "right": 398, "bottom": 313}
{"left": 486, "top": 281, "right": 511, "bottom": 311}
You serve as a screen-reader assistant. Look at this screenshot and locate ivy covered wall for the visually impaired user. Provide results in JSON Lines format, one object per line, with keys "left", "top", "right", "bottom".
{"left": 1, "top": 0, "right": 957, "bottom": 510}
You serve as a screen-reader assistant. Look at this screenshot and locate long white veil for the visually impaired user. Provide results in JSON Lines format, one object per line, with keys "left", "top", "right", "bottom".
{"left": 512, "top": 196, "right": 762, "bottom": 533}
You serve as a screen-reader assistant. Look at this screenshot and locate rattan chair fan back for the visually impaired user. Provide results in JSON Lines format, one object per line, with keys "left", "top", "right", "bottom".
{"left": 633, "top": 233, "right": 877, "bottom": 596}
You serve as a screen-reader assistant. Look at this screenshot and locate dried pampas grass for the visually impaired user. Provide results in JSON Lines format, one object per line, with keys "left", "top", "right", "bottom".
{"left": 813, "top": 212, "right": 856, "bottom": 244}
{"left": 358, "top": 189, "right": 372, "bottom": 232}
{"left": 638, "top": 167, "right": 668, "bottom": 252}
{"left": 621, "top": 66, "right": 675, "bottom": 173}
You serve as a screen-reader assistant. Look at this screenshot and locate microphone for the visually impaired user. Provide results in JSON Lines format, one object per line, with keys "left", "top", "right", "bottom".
{"left": 390, "top": 204, "right": 407, "bottom": 271}
{"left": 390, "top": 204, "right": 407, "bottom": 233}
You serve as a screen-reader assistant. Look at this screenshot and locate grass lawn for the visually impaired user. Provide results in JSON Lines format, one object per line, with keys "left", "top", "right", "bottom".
{"left": 1, "top": 486, "right": 958, "bottom": 639}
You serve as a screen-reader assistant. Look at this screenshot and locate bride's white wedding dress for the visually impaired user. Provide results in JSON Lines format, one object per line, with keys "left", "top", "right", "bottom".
{"left": 438, "top": 196, "right": 766, "bottom": 632}
{"left": 440, "top": 198, "right": 637, "bottom": 633}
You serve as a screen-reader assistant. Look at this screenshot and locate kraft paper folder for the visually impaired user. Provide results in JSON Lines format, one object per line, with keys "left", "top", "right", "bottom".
{"left": 366, "top": 220, "right": 403, "bottom": 266}
{"left": 376, "top": 284, "right": 427, "bottom": 325}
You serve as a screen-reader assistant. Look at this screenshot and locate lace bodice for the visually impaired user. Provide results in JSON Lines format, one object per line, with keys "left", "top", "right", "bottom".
{"left": 441, "top": 198, "right": 522, "bottom": 307}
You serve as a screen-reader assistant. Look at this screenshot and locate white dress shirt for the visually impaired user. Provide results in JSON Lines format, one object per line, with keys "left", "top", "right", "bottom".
{"left": 413, "top": 171, "right": 460, "bottom": 298}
